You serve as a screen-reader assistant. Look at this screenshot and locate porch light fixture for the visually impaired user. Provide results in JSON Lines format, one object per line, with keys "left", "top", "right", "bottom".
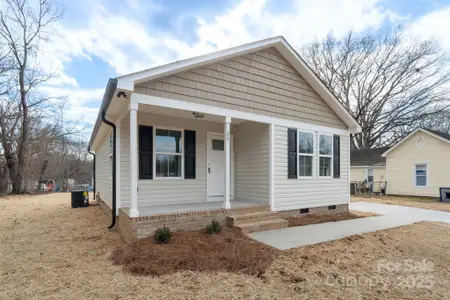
{"left": 192, "top": 112, "right": 205, "bottom": 119}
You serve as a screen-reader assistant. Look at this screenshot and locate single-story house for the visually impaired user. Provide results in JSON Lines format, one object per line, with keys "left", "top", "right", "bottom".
{"left": 382, "top": 128, "right": 450, "bottom": 198}
{"left": 88, "top": 36, "right": 361, "bottom": 242}
{"left": 350, "top": 147, "right": 388, "bottom": 183}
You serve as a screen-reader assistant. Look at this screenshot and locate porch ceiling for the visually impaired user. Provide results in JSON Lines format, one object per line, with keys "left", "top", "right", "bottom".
{"left": 138, "top": 103, "right": 246, "bottom": 124}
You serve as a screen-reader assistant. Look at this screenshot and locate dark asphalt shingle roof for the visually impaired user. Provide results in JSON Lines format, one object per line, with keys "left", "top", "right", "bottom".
{"left": 350, "top": 147, "right": 389, "bottom": 167}
{"left": 425, "top": 128, "right": 450, "bottom": 142}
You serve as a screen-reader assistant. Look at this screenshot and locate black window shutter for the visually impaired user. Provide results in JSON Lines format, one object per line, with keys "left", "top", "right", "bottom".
{"left": 333, "top": 135, "right": 341, "bottom": 178}
{"left": 139, "top": 125, "right": 153, "bottom": 179}
{"left": 287, "top": 128, "right": 297, "bottom": 178}
{"left": 184, "top": 130, "right": 196, "bottom": 179}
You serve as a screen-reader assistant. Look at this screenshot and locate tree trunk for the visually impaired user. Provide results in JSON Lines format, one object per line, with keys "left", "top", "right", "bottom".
{"left": 13, "top": 66, "right": 28, "bottom": 193}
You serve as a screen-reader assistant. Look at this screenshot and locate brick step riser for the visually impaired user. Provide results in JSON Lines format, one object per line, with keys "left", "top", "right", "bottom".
{"left": 229, "top": 206, "right": 271, "bottom": 214}
{"left": 238, "top": 222, "right": 288, "bottom": 234}
{"left": 226, "top": 213, "right": 279, "bottom": 226}
{"left": 229, "top": 218, "right": 289, "bottom": 234}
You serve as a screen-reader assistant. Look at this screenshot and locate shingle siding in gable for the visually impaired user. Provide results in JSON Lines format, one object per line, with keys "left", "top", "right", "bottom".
{"left": 135, "top": 47, "right": 347, "bottom": 129}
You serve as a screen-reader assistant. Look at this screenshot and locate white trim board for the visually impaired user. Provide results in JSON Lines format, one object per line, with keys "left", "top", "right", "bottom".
{"left": 382, "top": 128, "right": 450, "bottom": 157}
{"left": 131, "top": 93, "right": 350, "bottom": 136}
{"left": 116, "top": 36, "right": 361, "bottom": 133}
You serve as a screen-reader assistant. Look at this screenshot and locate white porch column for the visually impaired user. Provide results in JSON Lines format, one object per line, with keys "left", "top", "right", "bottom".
{"left": 269, "top": 123, "right": 274, "bottom": 211}
{"left": 224, "top": 116, "right": 231, "bottom": 209}
{"left": 129, "top": 100, "right": 139, "bottom": 217}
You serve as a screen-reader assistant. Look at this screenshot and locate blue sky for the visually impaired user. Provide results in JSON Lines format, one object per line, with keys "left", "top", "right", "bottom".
{"left": 37, "top": 0, "right": 450, "bottom": 129}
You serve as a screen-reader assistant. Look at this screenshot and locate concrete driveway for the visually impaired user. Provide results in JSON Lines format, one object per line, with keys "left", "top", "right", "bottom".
{"left": 249, "top": 202, "right": 450, "bottom": 250}
{"left": 350, "top": 201, "right": 450, "bottom": 224}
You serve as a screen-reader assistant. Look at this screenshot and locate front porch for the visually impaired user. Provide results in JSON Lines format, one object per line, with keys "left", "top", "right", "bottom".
{"left": 116, "top": 93, "right": 274, "bottom": 221}
{"left": 117, "top": 200, "right": 280, "bottom": 243}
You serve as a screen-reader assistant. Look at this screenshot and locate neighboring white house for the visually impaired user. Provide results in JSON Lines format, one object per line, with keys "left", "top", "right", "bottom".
{"left": 382, "top": 128, "right": 450, "bottom": 198}
{"left": 350, "top": 147, "right": 388, "bottom": 183}
{"left": 88, "top": 36, "right": 361, "bottom": 241}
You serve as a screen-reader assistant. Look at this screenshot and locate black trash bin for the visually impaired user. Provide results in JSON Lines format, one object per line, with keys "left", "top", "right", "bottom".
{"left": 71, "top": 190, "right": 89, "bottom": 208}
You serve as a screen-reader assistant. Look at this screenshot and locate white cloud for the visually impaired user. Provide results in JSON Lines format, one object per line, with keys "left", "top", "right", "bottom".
{"left": 35, "top": 0, "right": 402, "bottom": 129}
{"left": 37, "top": 86, "right": 104, "bottom": 106}
{"left": 408, "top": 6, "right": 450, "bottom": 53}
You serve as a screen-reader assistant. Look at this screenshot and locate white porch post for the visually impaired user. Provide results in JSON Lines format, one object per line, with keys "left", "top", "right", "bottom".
{"left": 129, "top": 100, "right": 139, "bottom": 217}
{"left": 269, "top": 123, "right": 274, "bottom": 211}
{"left": 224, "top": 116, "right": 231, "bottom": 209}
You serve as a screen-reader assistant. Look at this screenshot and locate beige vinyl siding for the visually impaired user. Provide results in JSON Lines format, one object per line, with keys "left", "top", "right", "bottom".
{"left": 120, "top": 113, "right": 131, "bottom": 208}
{"left": 350, "top": 167, "right": 386, "bottom": 182}
{"left": 95, "top": 133, "right": 112, "bottom": 208}
{"left": 234, "top": 122, "right": 269, "bottom": 203}
{"left": 374, "top": 168, "right": 386, "bottom": 182}
{"left": 135, "top": 47, "right": 346, "bottom": 130}
{"left": 274, "top": 126, "right": 349, "bottom": 211}
{"left": 386, "top": 131, "right": 450, "bottom": 197}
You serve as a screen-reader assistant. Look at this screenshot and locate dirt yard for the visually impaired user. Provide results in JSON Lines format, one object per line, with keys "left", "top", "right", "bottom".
{"left": 1, "top": 193, "right": 450, "bottom": 300}
{"left": 352, "top": 195, "right": 450, "bottom": 212}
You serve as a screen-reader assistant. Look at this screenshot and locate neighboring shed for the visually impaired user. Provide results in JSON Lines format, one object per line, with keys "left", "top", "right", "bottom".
{"left": 382, "top": 128, "right": 450, "bottom": 197}
{"left": 350, "top": 147, "right": 388, "bottom": 182}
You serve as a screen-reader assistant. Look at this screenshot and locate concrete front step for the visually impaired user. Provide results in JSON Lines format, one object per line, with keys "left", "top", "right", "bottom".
{"left": 232, "top": 218, "right": 289, "bottom": 234}
{"left": 226, "top": 211, "right": 279, "bottom": 226}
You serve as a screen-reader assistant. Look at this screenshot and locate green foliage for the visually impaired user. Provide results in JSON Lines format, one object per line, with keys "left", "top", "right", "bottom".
{"left": 154, "top": 226, "right": 173, "bottom": 244}
{"left": 206, "top": 219, "right": 222, "bottom": 234}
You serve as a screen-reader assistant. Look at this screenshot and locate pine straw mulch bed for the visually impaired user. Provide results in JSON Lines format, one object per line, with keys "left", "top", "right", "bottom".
{"left": 111, "top": 228, "right": 279, "bottom": 277}
{"left": 284, "top": 212, "right": 368, "bottom": 227}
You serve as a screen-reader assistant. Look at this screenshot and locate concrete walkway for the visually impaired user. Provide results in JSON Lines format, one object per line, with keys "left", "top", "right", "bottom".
{"left": 350, "top": 201, "right": 450, "bottom": 224}
{"left": 248, "top": 202, "right": 450, "bottom": 250}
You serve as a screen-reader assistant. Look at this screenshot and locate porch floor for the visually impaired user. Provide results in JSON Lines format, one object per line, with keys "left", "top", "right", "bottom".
{"left": 122, "top": 200, "right": 268, "bottom": 217}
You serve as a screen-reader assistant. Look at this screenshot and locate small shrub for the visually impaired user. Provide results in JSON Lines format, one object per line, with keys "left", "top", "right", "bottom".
{"left": 206, "top": 219, "right": 222, "bottom": 234}
{"left": 154, "top": 226, "right": 172, "bottom": 244}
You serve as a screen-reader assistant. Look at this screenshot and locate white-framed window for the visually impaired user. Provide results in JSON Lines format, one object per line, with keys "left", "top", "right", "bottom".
{"left": 298, "top": 130, "right": 314, "bottom": 177}
{"left": 415, "top": 164, "right": 427, "bottom": 187}
{"left": 319, "top": 134, "right": 333, "bottom": 177}
{"left": 367, "top": 168, "right": 374, "bottom": 182}
{"left": 154, "top": 128, "right": 183, "bottom": 178}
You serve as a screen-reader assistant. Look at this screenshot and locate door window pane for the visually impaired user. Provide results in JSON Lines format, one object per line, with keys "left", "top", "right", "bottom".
{"left": 212, "top": 139, "right": 224, "bottom": 151}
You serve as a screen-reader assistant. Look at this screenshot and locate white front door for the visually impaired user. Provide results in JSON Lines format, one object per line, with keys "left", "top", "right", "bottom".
{"left": 207, "top": 133, "right": 232, "bottom": 201}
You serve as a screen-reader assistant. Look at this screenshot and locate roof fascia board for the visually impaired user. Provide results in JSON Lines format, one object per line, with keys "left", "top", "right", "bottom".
{"left": 116, "top": 37, "right": 281, "bottom": 91}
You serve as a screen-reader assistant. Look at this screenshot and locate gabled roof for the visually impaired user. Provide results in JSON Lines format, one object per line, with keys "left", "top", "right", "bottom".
{"left": 115, "top": 36, "right": 361, "bottom": 132}
{"left": 89, "top": 36, "right": 362, "bottom": 150}
{"left": 382, "top": 128, "right": 450, "bottom": 157}
{"left": 425, "top": 128, "right": 450, "bottom": 142}
{"left": 351, "top": 147, "right": 389, "bottom": 167}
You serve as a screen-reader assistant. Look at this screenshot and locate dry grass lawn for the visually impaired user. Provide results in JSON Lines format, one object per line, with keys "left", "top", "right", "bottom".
{"left": 352, "top": 195, "right": 450, "bottom": 212}
{"left": 1, "top": 193, "right": 450, "bottom": 300}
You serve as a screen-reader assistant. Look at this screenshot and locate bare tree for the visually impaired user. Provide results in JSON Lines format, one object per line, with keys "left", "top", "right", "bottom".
{"left": 302, "top": 28, "right": 450, "bottom": 149}
{"left": 0, "top": 0, "right": 62, "bottom": 192}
